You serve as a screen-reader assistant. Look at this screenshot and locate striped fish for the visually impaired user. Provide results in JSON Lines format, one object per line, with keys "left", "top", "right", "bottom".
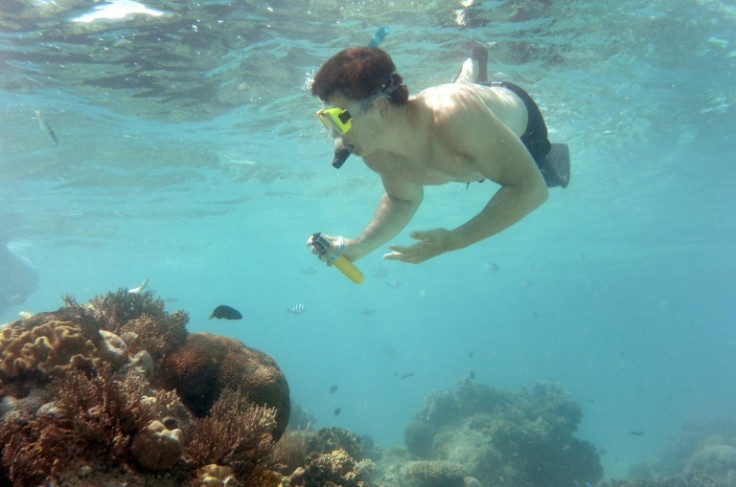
{"left": 286, "top": 303, "right": 306, "bottom": 315}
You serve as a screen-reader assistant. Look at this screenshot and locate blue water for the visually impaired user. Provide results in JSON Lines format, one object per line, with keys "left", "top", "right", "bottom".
{"left": 1, "top": 0, "right": 735, "bottom": 480}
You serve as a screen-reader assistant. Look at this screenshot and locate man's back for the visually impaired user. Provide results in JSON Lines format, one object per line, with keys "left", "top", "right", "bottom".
{"left": 363, "top": 82, "right": 532, "bottom": 185}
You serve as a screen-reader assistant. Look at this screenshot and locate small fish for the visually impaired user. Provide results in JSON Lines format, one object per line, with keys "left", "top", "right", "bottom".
{"left": 399, "top": 372, "right": 415, "bottom": 380}
{"left": 35, "top": 110, "right": 58, "bottom": 145}
{"left": 629, "top": 430, "right": 644, "bottom": 436}
{"left": 469, "top": 370, "right": 476, "bottom": 379}
{"left": 209, "top": 305, "right": 243, "bottom": 320}
{"left": 361, "top": 308, "right": 376, "bottom": 316}
{"left": 301, "top": 266, "right": 318, "bottom": 275}
{"left": 18, "top": 310, "right": 34, "bottom": 320}
{"left": 484, "top": 261, "right": 500, "bottom": 272}
{"left": 128, "top": 278, "right": 149, "bottom": 294}
{"left": 333, "top": 408, "right": 341, "bottom": 417}
{"left": 286, "top": 303, "right": 306, "bottom": 315}
{"left": 385, "top": 279, "right": 402, "bottom": 289}
{"left": 329, "top": 385, "right": 338, "bottom": 394}
{"left": 468, "top": 352, "right": 475, "bottom": 358}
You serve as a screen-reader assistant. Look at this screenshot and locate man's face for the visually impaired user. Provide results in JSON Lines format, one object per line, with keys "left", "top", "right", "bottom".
{"left": 319, "top": 92, "right": 383, "bottom": 156}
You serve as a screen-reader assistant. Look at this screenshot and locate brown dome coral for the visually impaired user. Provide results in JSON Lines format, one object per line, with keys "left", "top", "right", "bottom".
{"left": 159, "top": 332, "right": 290, "bottom": 440}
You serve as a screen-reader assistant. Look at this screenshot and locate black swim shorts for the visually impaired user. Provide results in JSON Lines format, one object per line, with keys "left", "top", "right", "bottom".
{"left": 477, "top": 81, "right": 552, "bottom": 167}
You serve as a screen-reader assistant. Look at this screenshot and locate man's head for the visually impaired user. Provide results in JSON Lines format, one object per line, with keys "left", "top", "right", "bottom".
{"left": 311, "top": 47, "right": 408, "bottom": 106}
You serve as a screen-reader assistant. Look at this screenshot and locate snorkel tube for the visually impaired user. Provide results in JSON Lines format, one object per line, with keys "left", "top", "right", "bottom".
{"left": 330, "top": 26, "right": 389, "bottom": 170}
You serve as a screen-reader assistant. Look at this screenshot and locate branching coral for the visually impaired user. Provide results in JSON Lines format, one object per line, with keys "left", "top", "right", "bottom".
{"left": 120, "top": 310, "right": 189, "bottom": 361}
{"left": 86, "top": 289, "right": 189, "bottom": 360}
{"left": 0, "top": 366, "right": 180, "bottom": 484}
{"left": 188, "top": 387, "right": 278, "bottom": 480}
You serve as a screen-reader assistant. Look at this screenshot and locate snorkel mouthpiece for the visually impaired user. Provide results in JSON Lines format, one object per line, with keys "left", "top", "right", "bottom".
{"left": 332, "top": 147, "right": 351, "bottom": 168}
{"left": 331, "top": 138, "right": 352, "bottom": 168}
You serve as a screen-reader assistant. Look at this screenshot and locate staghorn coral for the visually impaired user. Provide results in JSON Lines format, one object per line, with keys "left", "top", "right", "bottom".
{"left": 399, "top": 460, "right": 466, "bottom": 487}
{"left": 188, "top": 387, "right": 278, "bottom": 481}
{"left": 159, "top": 332, "right": 290, "bottom": 439}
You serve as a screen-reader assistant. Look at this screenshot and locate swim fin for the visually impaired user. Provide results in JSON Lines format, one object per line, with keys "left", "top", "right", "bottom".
{"left": 539, "top": 143, "right": 570, "bottom": 188}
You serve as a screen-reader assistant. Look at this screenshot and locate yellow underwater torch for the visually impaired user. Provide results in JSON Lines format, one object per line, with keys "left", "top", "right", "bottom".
{"left": 310, "top": 233, "right": 364, "bottom": 284}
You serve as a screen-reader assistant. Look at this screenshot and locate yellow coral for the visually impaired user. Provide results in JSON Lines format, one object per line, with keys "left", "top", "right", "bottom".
{"left": 0, "top": 319, "right": 129, "bottom": 380}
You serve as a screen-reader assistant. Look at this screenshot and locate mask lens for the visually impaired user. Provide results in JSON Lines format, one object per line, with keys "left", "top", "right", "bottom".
{"left": 317, "top": 108, "right": 352, "bottom": 135}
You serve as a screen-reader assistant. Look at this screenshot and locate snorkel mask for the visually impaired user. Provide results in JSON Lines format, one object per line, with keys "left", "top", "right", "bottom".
{"left": 316, "top": 91, "right": 386, "bottom": 137}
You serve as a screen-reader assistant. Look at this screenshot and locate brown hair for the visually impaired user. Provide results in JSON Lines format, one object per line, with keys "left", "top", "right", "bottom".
{"left": 311, "top": 47, "right": 409, "bottom": 105}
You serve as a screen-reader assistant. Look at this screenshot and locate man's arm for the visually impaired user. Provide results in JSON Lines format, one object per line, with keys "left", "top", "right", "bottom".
{"left": 345, "top": 176, "right": 424, "bottom": 261}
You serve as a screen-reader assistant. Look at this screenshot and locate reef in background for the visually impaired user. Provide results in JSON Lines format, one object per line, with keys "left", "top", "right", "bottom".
{"left": 600, "top": 416, "right": 736, "bottom": 487}
{"left": 383, "top": 378, "right": 604, "bottom": 487}
{"left": 3, "top": 289, "right": 733, "bottom": 487}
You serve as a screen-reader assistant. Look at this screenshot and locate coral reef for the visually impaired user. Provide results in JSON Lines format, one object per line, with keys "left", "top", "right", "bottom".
{"left": 286, "top": 448, "right": 374, "bottom": 487}
{"left": 624, "top": 418, "right": 736, "bottom": 486}
{"left": 400, "top": 378, "right": 603, "bottom": 487}
{"left": 159, "top": 331, "right": 290, "bottom": 439}
{"left": 0, "top": 289, "right": 292, "bottom": 487}
{"left": 600, "top": 473, "right": 727, "bottom": 486}
{"left": 130, "top": 419, "right": 185, "bottom": 470}
{"left": 0, "top": 366, "right": 183, "bottom": 484}
{"left": 188, "top": 387, "right": 278, "bottom": 479}
{"left": 399, "top": 460, "right": 466, "bottom": 487}
{"left": 84, "top": 289, "right": 190, "bottom": 361}
{"left": 0, "top": 311, "right": 128, "bottom": 383}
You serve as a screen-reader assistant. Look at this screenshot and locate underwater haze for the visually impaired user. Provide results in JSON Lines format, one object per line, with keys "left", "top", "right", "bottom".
{"left": 1, "top": 0, "right": 735, "bottom": 480}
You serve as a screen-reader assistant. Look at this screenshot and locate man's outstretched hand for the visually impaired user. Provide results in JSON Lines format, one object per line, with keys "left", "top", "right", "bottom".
{"left": 384, "top": 228, "right": 453, "bottom": 264}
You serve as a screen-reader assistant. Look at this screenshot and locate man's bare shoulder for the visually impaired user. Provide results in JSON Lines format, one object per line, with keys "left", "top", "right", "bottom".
{"left": 415, "top": 83, "right": 527, "bottom": 135}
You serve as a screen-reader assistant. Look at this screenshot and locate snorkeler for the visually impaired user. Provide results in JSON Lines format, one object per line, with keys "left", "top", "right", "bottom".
{"left": 308, "top": 44, "right": 570, "bottom": 265}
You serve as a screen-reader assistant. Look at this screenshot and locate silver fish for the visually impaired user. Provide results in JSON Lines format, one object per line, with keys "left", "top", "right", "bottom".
{"left": 286, "top": 303, "right": 306, "bottom": 315}
{"left": 385, "top": 279, "right": 402, "bottom": 289}
{"left": 36, "top": 110, "right": 58, "bottom": 146}
{"left": 128, "top": 277, "right": 149, "bottom": 294}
